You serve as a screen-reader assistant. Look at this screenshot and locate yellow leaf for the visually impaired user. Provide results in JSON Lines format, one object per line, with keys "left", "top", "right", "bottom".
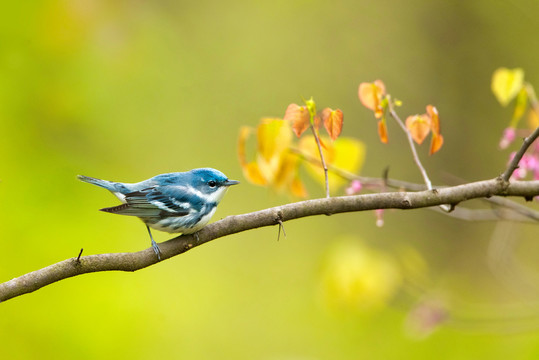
{"left": 290, "top": 176, "right": 308, "bottom": 198}
{"left": 272, "top": 152, "right": 300, "bottom": 193}
{"left": 257, "top": 118, "right": 292, "bottom": 162}
{"left": 238, "top": 118, "right": 307, "bottom": 196}
{"left": 321, "top": 108, "right": 344, "bottom": 141}
{"left": 406, "top": 115, "right": 431, "bottom": 145}
{"left": 242, "top": 162, "right": 267, "bottom": 186}
{"left": 238, "top": 126, "right": 270, "bottom": 185}
{"left": 320, "top": 238, "right": 402, "bottom": 311}
{"left": 299, "top": 136, "right": 366, "bottom": 191}
{"left": 491, "top": 67, "right": 525, "bottom": 106}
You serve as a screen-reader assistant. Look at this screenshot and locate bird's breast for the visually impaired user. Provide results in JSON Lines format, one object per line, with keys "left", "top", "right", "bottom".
{"left": 143, "top": 205, "right": 218, "bottom": 234}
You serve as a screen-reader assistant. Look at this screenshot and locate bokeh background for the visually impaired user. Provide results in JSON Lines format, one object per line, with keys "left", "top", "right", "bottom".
{"left": 1, "top": 0, "right": 539, "bottom": 358}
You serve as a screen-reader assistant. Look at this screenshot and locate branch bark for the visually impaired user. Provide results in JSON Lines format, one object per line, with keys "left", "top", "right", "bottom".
{"left": 1, "top": 177, "right": 538, "bottom": 303}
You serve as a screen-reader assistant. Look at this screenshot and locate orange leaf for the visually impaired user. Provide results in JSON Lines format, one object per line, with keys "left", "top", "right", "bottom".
{"left": 426, "top": 105, "right": 443, "bottom": 154}
{"left": 426, "top": 105, "right": 441, "bottom": 135}
{"left": 321, "top": 108, "right": 344, "bottom": 141}
{"left": 284, "top": 103, "right": 310, "bottom": 137}
{"left": 429, "top": 133, "right": 444, "bottom": 155}
{"left": 377, "top": 119, "right": 388, "bottom": 144}
{"left": 358, "top": 80, "right": 386, "bottom": 119}
{"left": 405, "top": 115, "right": 431, "bottom": 145}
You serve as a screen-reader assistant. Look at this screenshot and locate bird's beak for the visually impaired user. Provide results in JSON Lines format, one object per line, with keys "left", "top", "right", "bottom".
{"left": 224, "top": 179, "right": 240, "bottom": 186}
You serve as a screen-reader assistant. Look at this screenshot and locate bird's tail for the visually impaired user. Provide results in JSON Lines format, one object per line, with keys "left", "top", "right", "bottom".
{"left": 77, "top": 175, "right": 118, "bottom": 192}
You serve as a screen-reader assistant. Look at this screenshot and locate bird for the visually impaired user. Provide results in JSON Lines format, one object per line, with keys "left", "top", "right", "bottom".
{"left": 77, "top": 168, "right": 239, "bottom": 260}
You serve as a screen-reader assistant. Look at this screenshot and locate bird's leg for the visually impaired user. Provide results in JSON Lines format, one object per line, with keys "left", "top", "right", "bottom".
{"left": 146, "top": 225, "right": 162, "bottom": 261}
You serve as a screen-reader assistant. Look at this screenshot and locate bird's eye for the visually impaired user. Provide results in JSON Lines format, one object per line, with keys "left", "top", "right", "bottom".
{"left": 208, "top": 180, "right": 217, "bottom": 188}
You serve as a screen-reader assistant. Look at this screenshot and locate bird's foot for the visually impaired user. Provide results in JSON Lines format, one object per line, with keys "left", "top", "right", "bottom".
{"left": 151, "top": 239, "right": 162, "bottom": 261}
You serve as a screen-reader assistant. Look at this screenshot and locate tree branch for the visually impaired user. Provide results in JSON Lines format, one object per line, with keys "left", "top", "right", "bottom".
{"left": 501, "top": 125, "right": 539, "bottom": 182}
{"left": 1, "top": 178, "right": 538, "bottom": 303}
{"left": 294, "top": 148, "right": 539, "bottom": 221}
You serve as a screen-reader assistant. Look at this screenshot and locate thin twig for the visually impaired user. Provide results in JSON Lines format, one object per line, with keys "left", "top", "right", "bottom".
{"left": 502, "top": 83, "right": 539, "bottom": 181}
{"left": 76, "top": 248, "right": 84, "bottom": 263}
{"left": 310, "top": 125, "right": 330, "bottom": 198}
{"left": 387, "top": 100, "right": 432, "bottom": 190}
{"left": 277, "top": 220, "right": 287, "bottom": 241}
{"left": 501, "top": 125, "right": 539, "bottom": 182}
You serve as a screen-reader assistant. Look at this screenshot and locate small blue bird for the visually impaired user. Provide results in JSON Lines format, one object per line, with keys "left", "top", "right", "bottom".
{"left": 78, "top": 168, "right": 239, "bottom": 260}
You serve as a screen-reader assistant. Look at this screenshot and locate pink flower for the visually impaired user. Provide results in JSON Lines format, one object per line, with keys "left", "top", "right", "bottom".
{"left": 345, "top": 180, "right": 362, "bottom": 195}
{"left": 499, "top": 127, "right": 516, "bottom": 149}
{"left": 508, "top": 153, "right": 539, "bottom": 180}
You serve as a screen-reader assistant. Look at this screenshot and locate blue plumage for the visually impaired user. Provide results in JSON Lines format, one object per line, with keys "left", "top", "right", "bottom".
{"left": 78, "top": 168, "right": 239, "bottom": 260}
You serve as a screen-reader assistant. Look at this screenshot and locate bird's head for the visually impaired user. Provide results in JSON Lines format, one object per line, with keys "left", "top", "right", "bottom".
{"left": 188, "top": 168, "right": 239, "bottom": 203}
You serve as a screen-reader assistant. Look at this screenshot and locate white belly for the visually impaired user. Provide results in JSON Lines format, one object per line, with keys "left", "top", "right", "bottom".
{"left": 147, "top": 206, "right": 217, "bottom": 234}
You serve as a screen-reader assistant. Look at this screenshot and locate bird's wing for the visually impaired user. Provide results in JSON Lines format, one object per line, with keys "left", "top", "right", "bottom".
{"left": 100, "top": 186, "right": 193, "bottom": 217}
{"left": 146, "top": 185, "right": 203, "bottom": 213}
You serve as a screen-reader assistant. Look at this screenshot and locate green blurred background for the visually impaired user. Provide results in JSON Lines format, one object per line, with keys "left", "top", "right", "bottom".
{"left": 2, "top": 0, "right": 539, "bottom": 358}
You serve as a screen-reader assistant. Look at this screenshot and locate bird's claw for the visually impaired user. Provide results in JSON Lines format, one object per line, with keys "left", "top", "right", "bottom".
{"left": 152, "top": 240, "right": 162, "bottom": 261}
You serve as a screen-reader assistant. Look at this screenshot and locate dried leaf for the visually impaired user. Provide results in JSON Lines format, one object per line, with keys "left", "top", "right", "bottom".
{"left": 321, "top": 108, "right": 344, "bottom": 141}
{"left": 491, "top": 67, "right": 525, "bottom": 107}
{"left": 406, "top": 115, "right": 431, "bottom": 145}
